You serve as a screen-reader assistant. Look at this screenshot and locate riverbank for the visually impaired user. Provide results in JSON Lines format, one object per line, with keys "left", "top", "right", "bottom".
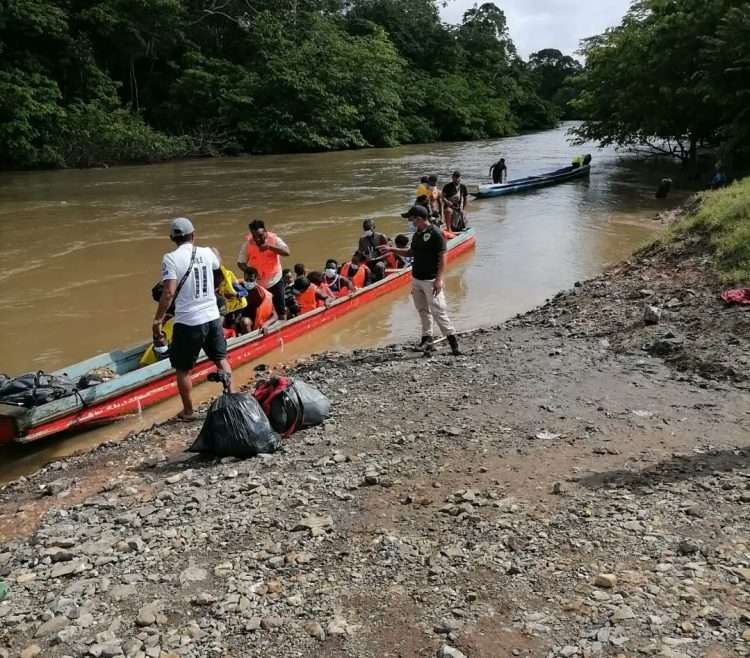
{"left": 2, "top": 190, "right": 749, "bottom": 658}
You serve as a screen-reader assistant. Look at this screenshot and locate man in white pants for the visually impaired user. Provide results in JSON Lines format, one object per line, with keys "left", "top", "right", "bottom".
{"left": 383, "top": 205, "right": 461, "bottom": 355}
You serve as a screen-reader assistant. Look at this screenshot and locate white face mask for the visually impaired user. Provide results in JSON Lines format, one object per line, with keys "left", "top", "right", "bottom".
{"left": 244, "top": 281, "right": 257, "bottom": 291}
{"left": 362, "top": 230, "right": 373, "bottom": 238}
{"left": 325, "top": 268, "right": 337, "bottom": 278}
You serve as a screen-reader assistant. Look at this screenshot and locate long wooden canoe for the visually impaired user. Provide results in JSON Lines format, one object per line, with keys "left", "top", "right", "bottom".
{"left": 469, "top": 162, "right": 591, "bottom": 199}
{"left": 0, "top": 228, "right": 476, "bottom": 445}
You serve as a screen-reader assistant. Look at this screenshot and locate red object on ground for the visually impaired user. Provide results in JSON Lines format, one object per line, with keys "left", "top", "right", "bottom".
{"left": 720, "top": 288, "right": 750, "bottom": 305}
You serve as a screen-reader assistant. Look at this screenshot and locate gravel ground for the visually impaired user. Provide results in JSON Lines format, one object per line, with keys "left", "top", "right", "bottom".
{"left": 1, "top": 226, "right": 749, "bottom": 658}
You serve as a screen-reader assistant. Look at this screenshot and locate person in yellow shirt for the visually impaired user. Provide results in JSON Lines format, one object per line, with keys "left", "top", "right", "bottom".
{"left": 415, "top": 176, "right": 430, "bottom": 200}
{"left": 216, "top": 262, "right": 251, "bottom": 333}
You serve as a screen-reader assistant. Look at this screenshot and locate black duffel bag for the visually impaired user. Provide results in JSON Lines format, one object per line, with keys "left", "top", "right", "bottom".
{"left": 0, "top": 371, "right": 77, "bottom": 407}
{"left": 254, "top": 377, "right": 330, "bottom": 437}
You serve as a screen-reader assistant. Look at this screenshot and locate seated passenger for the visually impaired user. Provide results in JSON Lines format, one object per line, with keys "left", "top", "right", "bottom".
{"left": 358, "top": 218, "right": 390, "bottom": 281}
{"left": 240, "top": 267, "right": 278, "bottom": 334}
{"left": 294, "top": 263, "right": 306, "bottom": 278}
{"left": 321, "top": 259, "right": 354, "bottom": 298}
{"left": 139, "top": 282, "right": 174, "bottom": 367}
{"left": 394, "top": 234, "right": 412, "bottom": 267}
{"left": 293, "top": 275, "right": 330, "bottom": 315}
{"left": 214, "top": 255, "right": 250, "bottom": 333}
{"left": 340, "top": 252, "right": 371, "bottom": 288}
{"left": 282, "top": 268, "right": 300, "bottom": 318}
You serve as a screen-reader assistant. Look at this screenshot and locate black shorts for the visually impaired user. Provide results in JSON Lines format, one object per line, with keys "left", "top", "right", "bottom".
{"left": 170, "top": 319, "right": 227, "bottom": 372}
{"left": 267, "top": 279, "right": 286, "bottom": 316}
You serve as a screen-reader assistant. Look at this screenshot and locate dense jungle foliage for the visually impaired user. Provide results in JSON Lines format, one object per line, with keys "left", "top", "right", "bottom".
{"left": 0, "top": 0, "right": 578, "bottom": 169}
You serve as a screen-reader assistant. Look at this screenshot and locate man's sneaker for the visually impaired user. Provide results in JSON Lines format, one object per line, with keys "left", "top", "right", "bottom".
{"left": 447, "top": 335, "right": 461, "bottom": 356}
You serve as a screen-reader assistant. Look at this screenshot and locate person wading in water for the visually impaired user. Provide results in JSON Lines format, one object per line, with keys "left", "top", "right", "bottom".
{"left": 379, "top": 205, "right": 461, "bottom": 356}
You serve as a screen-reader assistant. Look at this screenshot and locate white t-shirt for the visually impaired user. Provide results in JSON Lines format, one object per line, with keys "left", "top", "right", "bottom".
{"left": 161, "top": 244, "right": 221, "bottom": 326}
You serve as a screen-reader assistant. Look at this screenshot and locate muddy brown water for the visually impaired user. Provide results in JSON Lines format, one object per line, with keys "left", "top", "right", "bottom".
{"left": 0, "top": 124, "right": 693, "bottom": 477}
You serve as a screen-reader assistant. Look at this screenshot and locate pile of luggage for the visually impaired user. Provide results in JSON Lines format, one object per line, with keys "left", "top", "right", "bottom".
{"left": 0, "top": 368, "right": 118, "bottom": 408}
{"left": 188, "top": 373, "right": 330, "bottom": 457}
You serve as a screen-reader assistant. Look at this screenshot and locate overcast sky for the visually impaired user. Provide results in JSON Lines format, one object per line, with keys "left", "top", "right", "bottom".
{"left": 440, "top": 0, "right": 633, "bottom": 58}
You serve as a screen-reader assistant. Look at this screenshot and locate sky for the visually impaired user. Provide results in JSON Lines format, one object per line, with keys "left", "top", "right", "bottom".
{"left": 440, "top": 0, "right": 633, "bottom": 59}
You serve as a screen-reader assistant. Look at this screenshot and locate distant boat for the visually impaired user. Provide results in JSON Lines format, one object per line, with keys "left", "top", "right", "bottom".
{"left": 469, "top": 157, "right": 591, "bottom": 199}
{"left": 0, "top": 230, "right": 476, "bottom": 445}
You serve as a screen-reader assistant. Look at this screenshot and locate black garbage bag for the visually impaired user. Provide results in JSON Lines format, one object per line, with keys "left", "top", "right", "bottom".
{"left": 188, "top": 392, "right": 281, "bottom": 457}
{"left": 254, "top": 377, "right": 330, "bottom": 437}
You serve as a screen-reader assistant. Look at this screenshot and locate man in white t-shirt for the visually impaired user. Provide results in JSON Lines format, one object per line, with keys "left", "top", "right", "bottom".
{"left": 152, "top": 217, "right": 234, "bottom": 420}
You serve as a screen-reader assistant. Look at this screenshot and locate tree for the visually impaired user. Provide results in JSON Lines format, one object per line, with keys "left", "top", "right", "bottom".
{"left": 571, "top": 0, "right": 734, "bottom": 164}
{"left": 528, "top": 48, "right": 582, "bottom": 118}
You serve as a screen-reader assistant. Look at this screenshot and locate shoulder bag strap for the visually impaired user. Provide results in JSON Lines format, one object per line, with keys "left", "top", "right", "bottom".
{"left": 174, "top": 246, "right": 197, "bottom": 303}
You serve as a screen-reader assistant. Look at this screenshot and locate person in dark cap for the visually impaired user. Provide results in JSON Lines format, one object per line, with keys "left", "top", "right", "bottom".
{"left": 442, "top": 171, "right": 469, "bottom": 232}
{"left": 379, "top": 206, "right": 461, "bottom": 356}
{"left": 152, "top": 217, "right": 235, "bottom": 420}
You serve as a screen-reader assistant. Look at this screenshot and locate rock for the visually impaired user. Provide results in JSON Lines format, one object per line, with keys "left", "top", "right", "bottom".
{"left": 245, "top": 617, "right": 261, "bottom": 632}
{"left": 437, "top": 646, "right": 468, "bottom": 658}
{"left": 261, "top": 616, "right": 284, "bottom": 630}
{"left": 35, "top": 615, "right": 69, "bottom": 637}
{"left": 434, "top": 619, "right": 462, "bottom": 635}
{"left": 50, "top": 559, "right": 86, "bottom": 578}
{"left": 304, "top": 621, "right": 326, "bottom": 641}
{"left": 742, "top": 629, "right": 750, "bottom": 642}
{"left": 560, "top": 647, "right": 579, "bottom": 657}
{"left": 179, "top": 566, "right": 208, "bottom": 584}
{"left": 594, "top": 573, "right": 617, "bottom": 589}
{"left": 292, "top": 514, "right": 333, "bottom": 537}
{"left": 20, "top": 645, "right": 42, "bottom": 658}
{"left": 612, "top": 605, "right": 636, "bottom": 621}
{"left": 677, "top": 540, "right": 700, "bottom": 555}
{"left": 326, "top": 617, "right": 349, "bottom": 637}
{"left": 136, "top": 604, "right": 159, "bottom": 627}
{"left": 192, "top": 592, "right": 217, "bottom": 606}
{"left": 644, "top": 305, "right": 662, "bottom": 325}
{"left": 165, "top": 473, "right": 183, "bottom": 484}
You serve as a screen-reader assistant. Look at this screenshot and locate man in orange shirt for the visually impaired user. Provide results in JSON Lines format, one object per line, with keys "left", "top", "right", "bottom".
{"left": 237, "top": 219, "right": 291, "bottom": 319}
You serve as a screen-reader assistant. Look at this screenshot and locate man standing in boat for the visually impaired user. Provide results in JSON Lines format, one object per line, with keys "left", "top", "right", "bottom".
{"left": 490, "top": 158, "right": 507, "bottom": 184}
{"left": 380, "top": 205, "right": 461, "bottom": 356}
{"left": 442, "top": 171, "right": 469, "bottom": 232}
{"left": 153, "top": 217, "right": 235, "bottom": 421}
{"left": 237, "top": 219, "right": 291, "bottom": 319}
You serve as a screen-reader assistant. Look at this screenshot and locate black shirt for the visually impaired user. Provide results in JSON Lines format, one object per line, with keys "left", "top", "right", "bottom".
{"left": 410, "top": 225, "right": 446, "bottom": 281}
{"left": 442, "top": 182, "right": 468, "bottom": 208}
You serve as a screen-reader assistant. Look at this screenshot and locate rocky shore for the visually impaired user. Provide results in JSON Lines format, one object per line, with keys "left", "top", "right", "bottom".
{"left": 1, "top": 218, "right": 749, "bottom": 658}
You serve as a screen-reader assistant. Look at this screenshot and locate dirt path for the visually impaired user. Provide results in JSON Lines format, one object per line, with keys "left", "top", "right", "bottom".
{"left": 1, "top": 229, "right": 749, "bottom": 658}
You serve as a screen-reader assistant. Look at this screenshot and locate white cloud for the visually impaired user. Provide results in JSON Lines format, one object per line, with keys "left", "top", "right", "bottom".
{"left": 440, "top": 0, "right": 632, "bottom": 58}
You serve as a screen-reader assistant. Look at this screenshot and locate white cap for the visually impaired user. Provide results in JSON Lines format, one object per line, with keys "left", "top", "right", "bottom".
{"left": 170, "top": 217, "right": 194, "bottom": 238}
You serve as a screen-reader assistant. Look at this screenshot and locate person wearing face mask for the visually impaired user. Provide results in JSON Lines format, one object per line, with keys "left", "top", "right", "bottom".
{"left": 321, "top": 259, "right": 355, "bottom": 298}
{"left": 340, "top": 252, "right": 371, "bottom": 289}
{"left": 237, "top": 219, "right": 290, "bottom": 320}
{"left": 357, "top": 218, "right": 391, "bottom": 282}
{"left": 239, "top": 267, "right": 278, "bottom": 334}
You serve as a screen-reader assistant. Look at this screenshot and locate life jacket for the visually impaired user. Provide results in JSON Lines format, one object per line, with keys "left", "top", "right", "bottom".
{"left": 384, "top": 252, "right": 399, "bottom": 269}
{"left": 296, "top": 283, "right": 319, "bottom": 315}
{"left": 217, "top": 266, "right": 248, "bottom": 314}
{"left": 251, "top": 285, "right": 274, "bottom": 331}
{"left": 321, "top": 274, "right": 347, "bottom": 298}
{"left": 341, "top": 262, "right": 368, "bottom": 288}
{"left": 245, "top": 231, "right": 282, "bottom": 288}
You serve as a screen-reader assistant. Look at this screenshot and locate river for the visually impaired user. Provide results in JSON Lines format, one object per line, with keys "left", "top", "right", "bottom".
{"left": 0, "top": 124, "right": 692, "bottom": 475}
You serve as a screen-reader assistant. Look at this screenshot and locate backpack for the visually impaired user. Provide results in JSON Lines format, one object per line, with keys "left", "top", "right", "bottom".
{"left": 253, "top": 377, "right": 330, "bottom": 437}
{"left": 0, "top": 371, "right": 77, "bottom": 407}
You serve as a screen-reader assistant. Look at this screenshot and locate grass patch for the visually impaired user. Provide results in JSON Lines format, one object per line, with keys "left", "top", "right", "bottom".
{"left": 672, "top": 176, "right": 750, "bottom": 283}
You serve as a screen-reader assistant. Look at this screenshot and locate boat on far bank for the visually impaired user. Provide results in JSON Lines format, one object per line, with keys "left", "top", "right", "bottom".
{"left": 0, "top": 229, "right": 476, "bottom": 445}
{"left": 469, "top": 156, "right": 592, "bottom": 199}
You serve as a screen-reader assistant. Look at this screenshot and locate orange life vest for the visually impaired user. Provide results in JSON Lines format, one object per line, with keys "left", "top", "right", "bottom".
{"left": 384, "top": 252, "right": 399, "bottom": 269}
{"left": 296, "top": 284, "right": 319, "bottom": 315}
{"left": 341, "top": 262, "right": 368, "bottom": 288}
{"left": 321, "top": 275, "right": 348, "bottom": 298}
{"left": 245, "top": 231, "right": 282, "bottom": 288}
{"left": 251, "top": 286, "right": 274, "bottom": 331}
